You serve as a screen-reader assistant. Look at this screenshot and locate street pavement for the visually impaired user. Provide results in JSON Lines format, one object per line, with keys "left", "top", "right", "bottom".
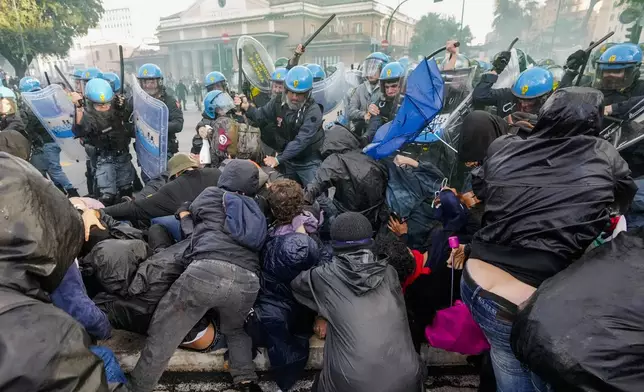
{"left": 60, "top": 101, "right": 203, "bottom": 195}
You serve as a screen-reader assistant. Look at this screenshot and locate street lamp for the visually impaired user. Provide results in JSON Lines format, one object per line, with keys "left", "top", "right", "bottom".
{"left": 385, "top": 0, "right": 411, "bottom": 52}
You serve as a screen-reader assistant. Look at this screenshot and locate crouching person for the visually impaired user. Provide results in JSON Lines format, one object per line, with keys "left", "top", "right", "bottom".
{"left": 291, "top": 212, "right": 425, "bottom": 392}
{"left": 126, "top": 160, "right": 267, "bottom": 392}
{"left": 0, "top": 153, "right": 110, "bottom": 391}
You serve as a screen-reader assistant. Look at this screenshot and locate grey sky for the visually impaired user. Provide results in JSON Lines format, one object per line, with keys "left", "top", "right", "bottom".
{"left": 103, "top": 0, "right": 547, "bottom": 45}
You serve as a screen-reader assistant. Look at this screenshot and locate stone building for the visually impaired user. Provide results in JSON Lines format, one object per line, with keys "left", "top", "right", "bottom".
{"left": 155, "top": 0, "right": 415, "bottom": 80}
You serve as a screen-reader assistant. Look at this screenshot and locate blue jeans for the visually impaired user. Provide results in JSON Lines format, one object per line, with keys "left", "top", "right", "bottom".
{"left": 95, "top": 153, "right": 135, "bottom": 198}
{"left": 150, "top": 215, "right": 182, "bottom": 242}
{"left": 461, "top": 268, "right": 551, "bottom": 392}
{"left": 626, "top": 178, "right": 644, "bottom": 228}
{"left": 282, "top": 159, "right": 321, "bottom": 187}
{"left": 30, "top": 142, "right": 73, "bottom": 189}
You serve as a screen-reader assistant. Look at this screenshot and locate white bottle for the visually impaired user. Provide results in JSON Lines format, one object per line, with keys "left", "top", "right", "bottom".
{"left": 199, "top": 138, "right": 211, "bottom": 165}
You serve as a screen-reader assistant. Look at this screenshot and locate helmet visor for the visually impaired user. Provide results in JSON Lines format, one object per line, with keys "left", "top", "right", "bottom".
{"left": 362, "top": 58, "right": 385, "bottom": 79}
{"left": 594, "top": 66, "right": 638, "bottom": 91}
{"left": 212, "top": 92, "right": 236, "bottom": 114}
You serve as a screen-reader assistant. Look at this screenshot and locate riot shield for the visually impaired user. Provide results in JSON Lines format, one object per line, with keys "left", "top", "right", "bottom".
{"left": 601, "top": 97, "right": 644, "bottom": 151}
{"left": 20, "top": 84, "right": 86, "bottom": 162}
{"left": 132, "top": 75, "right": 169, "bottom": 180}
{"left": 237, "top": 35, "right": 275, "bottom": 94}
{"left": 312, "top": 62, "right": 348, "bottom": 115}
{"left": 493, "top": 48, "right": 521, "bottom": 89}
{"left": 345, "top": 69, "right": 363, "bottom": 90}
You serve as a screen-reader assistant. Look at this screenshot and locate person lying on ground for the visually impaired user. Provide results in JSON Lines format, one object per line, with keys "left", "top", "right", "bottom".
{"left": 246, "top": 179, "right": 330, "bottom": 392}
{"left": 94, "top": 153, "right": 221, "bottom": 225}
{"left": 0, "top": 152, "right": 111, "bottom": 391}
{"left": 291, "top": 212, "right": 425, "bottom": 392}
{"left": 125, "top": 160, "right": 267, "bottom": 392}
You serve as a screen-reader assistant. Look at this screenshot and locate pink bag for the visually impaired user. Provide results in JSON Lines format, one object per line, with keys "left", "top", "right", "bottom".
{"left": 425, "top": 300, "right": 490, "bottom": 355}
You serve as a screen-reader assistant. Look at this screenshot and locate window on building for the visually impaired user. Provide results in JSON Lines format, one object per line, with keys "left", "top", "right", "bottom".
{"left": 310, "top": 24, "right": 316, "bottom": 35}
{"left": 95, "top": 51, "right": 100, "bottom": 61}
{"left": 354, "top": 23, "right": 363, "bottom": 34}
{"left": 328, "top": 24, "right": 335, "bottom": 34}
{"left": 109, "top": 49, "right": 113, "bottom": 60}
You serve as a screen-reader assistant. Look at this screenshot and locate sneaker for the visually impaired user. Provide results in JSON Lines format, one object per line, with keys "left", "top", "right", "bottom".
{"left": 66, "top": 188, "right": 80, "bottom": 198}
{"left": 236, "top": 381, "right": 262, "bottom": 392}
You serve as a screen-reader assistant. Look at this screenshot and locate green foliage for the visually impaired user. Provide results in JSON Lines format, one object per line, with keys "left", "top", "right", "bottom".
{"left": 492, "top": 0, "right": 538, "bottom": 42}
{"left": 0, "top": 0, "right": 103, "bottom": 77}
{"left": 409, "top": 13, "right": 473, "bottom": 59}
{"left": 617, "top": 0, "right": 644, "bottom": 6}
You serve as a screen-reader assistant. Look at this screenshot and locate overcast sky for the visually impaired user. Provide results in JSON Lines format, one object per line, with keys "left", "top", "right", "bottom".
{"left": 103, "top": 0, "right": 547, "bottom": 45}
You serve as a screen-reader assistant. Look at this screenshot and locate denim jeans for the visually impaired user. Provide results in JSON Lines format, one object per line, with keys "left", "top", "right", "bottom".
{"left": 626, "top": 178, "right": 644, "bottom": 228}
{"left": 282, "top": 159, "right": 321, "bottom": 187}
{"left": 128, "top": 259, "right": 260, "bottom": 392}
{"left": 150, "top": 215, "right": 182, "bottom": 242}
{"left": 461, "top": 268, "right": 551, "bottom": 392}
{"left": 30, "top": 142, "right": 73, "bottom": 189}
{"left": 96, "top": 153, "right": 135, "bottom": 198}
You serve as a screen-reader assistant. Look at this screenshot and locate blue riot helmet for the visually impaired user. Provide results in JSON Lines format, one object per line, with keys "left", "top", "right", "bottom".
{"left": 595, "top": 43, "right": 643, "bottom": 91}
{"left": 72, "top": 68, "right": 84, "bottom": 79}
{"left": 19, "top": 77, "right": 42, "bottom": 93}
{"left": 204, "top": 71, "right": 227, "bottom": 92}
{"left": 306, "top": 64, "right": 326, "bottom": 82}
{"left": 285, "top": 66, "right": 314, "bottom": 93}
{"left": 81, "top": 67, "right": 102, "bottom": 81}
{"left": 511, "top": 67, "right": 554, "bottom": 114}
{"left": 362, "top": 52, "right": 390, "bottom": 81}
{"left": 547, "top": 65, "right": 565, "bottom": 90}
{"left": 0, "top": 86, "right": 17, "bottom": 116}
{"left": 398, "top": 56, "right": 410, "bottom": 71}
{"left": 84, "top": 78, "right": 114, "bottom": 110}
{"left": 379, "top": 61, "right": 405, "bottom": 99}
{"left": 99, "top": 72, "right": 121, "bottom": 93}
{"left": 270, "top": 67, "right": 288, "bottom": 97}
{"left": 203, "top": 90, "right": 236, "bottom": 120}
{"left": 137, "top": 63, "right": 164, "bottom": 96}
{"left": 284, "top": 66, "right": 313, "bottom": 110}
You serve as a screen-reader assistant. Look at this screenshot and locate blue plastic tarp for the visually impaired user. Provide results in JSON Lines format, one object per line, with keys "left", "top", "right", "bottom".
{"left": 363, "top": 58, "right": 444, "bottom": 159}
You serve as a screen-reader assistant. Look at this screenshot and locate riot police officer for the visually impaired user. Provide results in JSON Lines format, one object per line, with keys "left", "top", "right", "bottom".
{"left": 100, "top": 72, "right": 122, "bottom": 93}
{"left": 74, "top": 78, "right": 134, "bottom": 206}
{"left": 473, "top": 66, "right": 554, "bottom": 120}
{"left": 348, "top": 52, "right": 389, "bottom": 136}
{"left": 364, "top": 61, "right": 406, "bottom": 145}
{"left": 19, "top": 76, "right": 79, "bottom": 197}
{"left": 306, "top": 63, "right": 326, "bottom": 82}
{"left": 237, "top": 65, "right": 324, "bottom": 186}
{"left": 131, "top": 63, "right": 184, "bottom": 182}
{"left": 204, "top": 71, "right": 228, "bottom": 93}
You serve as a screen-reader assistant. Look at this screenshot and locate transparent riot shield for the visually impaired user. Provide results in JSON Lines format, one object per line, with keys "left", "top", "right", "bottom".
{"left": 237, "top": 35, "right": 275, "bottom": 94}
{"left": 21, "top": 84, "right": 86, "bottom": 162}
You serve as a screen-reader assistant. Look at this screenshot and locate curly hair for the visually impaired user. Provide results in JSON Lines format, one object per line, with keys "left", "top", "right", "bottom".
{"left": 267, "top": 179, "right": 304, "bottom": 225}
{"left": 376, "top": 232, "right": 416, "bottom": 284}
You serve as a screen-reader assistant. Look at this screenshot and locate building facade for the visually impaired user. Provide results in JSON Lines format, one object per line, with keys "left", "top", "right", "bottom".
{"left": 155, "top": 0, "right": 415, "bottom": 81}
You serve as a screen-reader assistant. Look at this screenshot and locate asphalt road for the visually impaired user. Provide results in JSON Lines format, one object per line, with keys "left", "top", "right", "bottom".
{"left": 60, "top": 101, "right": 203, "bottom": 195}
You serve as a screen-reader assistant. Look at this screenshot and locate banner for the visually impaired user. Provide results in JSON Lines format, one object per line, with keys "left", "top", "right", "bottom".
{"left": 237, "top": 35, "right": 275, "bottom": 94}
{"left": 132, "top": 75, "right": 169, "bottom": 180}
{"left": 21, "top": 84, "right": 86, "bottom": 162}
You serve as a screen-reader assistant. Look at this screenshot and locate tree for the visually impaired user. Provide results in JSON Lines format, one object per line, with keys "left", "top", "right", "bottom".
{"left": 409, "top": 13, "right": 473, "bottom": 59}
{"left": 0, "top": 0, "right": 103, "bottom": 77}
{"left": 492, "top": 0, "right": 538, "bottom": 45}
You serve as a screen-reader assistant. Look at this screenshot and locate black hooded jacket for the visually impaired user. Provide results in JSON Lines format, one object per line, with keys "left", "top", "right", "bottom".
{"left": 305, "top": 124, "right": 387, "bottom": 221}
{"left": 458, "top": 110, "right": 509, "bottom": 163}
{"left": 471, "top": 87, "right": 637, "bottom": 288}
{"left": 291, "top": 249, "right": 424, "bottom": 392}
{"left": 0, "top": 153, "right": 108, "bottom": 391}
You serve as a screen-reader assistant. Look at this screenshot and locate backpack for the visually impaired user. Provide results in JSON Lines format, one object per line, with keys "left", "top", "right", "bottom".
{"left": 207, "top": 116, "right": 262, "bottom": 163}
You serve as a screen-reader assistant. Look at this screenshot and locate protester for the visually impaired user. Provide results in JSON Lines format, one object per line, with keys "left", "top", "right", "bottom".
{"left": 0, "top": 129, "right": 31, "bottom": 160}
{"left": 291, "top": 212, "right": 425, "bottom": 392}
{"left": 247, "top": 179, "right": 329, "bottom": 391}
{"left": 126, "top": 160, "right": 267, "bottom": 392}
{"left": 0, "top": 153, "right": 110, "bottom": 391}
{"left": 304, "top": 123, "right": 388, "bottom": 230}
{"left": 463, "top": 87, "right": 636, "bottom": 391}
{"left": 239, "top": 65, "right": 324, "bottom": 186}
{"left": 175, "top": 79, "right": 188, "bottom": 110}
{"left": 98, "top": 153, "right": 221, "bottom": 225}
{"left": 0, "top": 86, "right": 23, "bottom": 132}
{"left": 348, "top": 52, "right": 389, "bottom": 136}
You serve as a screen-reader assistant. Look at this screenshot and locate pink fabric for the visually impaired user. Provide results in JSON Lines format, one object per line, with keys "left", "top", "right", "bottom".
{"left": 425, "top": 300, "right": 490, "bottom": 355}
{"left": 78, "top": 197, "right": 105, "bottom": 210}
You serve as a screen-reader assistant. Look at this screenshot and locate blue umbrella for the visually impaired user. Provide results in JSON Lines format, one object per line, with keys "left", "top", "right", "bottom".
{"left": 363, "top": 58, "right": 444, "bottom": 159}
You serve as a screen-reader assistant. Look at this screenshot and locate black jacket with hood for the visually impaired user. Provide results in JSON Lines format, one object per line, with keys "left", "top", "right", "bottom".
{"left": 183, "top": 159, "right": 267, "bottom": 274}
{"left": 471, "top": 87, "right": 637, "bottom": 288}
{"left": 291, "top": 249, "right": 425, "bottom": 392}
{"left": 305, "top": 124, "right": 388, "bottom": 225}
{"left": 0, "top": 153, "right": 108, "bottom": 392}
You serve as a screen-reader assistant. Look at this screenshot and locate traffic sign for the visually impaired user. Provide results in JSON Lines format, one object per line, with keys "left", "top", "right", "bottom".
{"left": 381, "top": 39, "right": 389, "bottom": 49}
{"left": 222, "top": 32, "right": 230, "bottom": 43}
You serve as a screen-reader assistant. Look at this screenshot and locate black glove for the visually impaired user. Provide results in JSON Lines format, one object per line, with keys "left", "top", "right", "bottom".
{"left": 492, "top": 51, "right": 512, "bottom": 74}
{"left": 174, "top": 201, "right": 192, "bottom": 219}
{"left": 242, "top": 80, "right": 251, "bottom": 95}
{"left": 565, "top": 50, "right": 587, "bottom": 72}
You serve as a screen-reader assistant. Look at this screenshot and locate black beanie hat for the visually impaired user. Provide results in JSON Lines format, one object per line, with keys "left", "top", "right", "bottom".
{"left": 330, "top": 212, "right": 374, "bottom": 251}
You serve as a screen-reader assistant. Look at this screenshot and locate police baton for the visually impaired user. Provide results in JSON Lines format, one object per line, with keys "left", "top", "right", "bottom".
{"left": 425, "top": 42, "right": 460, "bottom": 61}
{"left": 576, "top": 31, "right": 615, "bottom": 86}
{"left": 119, "top": 45, "right": 125, "bottom": 95}
{"left": 54, "top": 65, "right": 75, "bottom": 92}
{"left": 303, "top": 14, "right": 336, "bottom": 48}
{"left": 44, "top": 72, "right": 51, "bottom": 86}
